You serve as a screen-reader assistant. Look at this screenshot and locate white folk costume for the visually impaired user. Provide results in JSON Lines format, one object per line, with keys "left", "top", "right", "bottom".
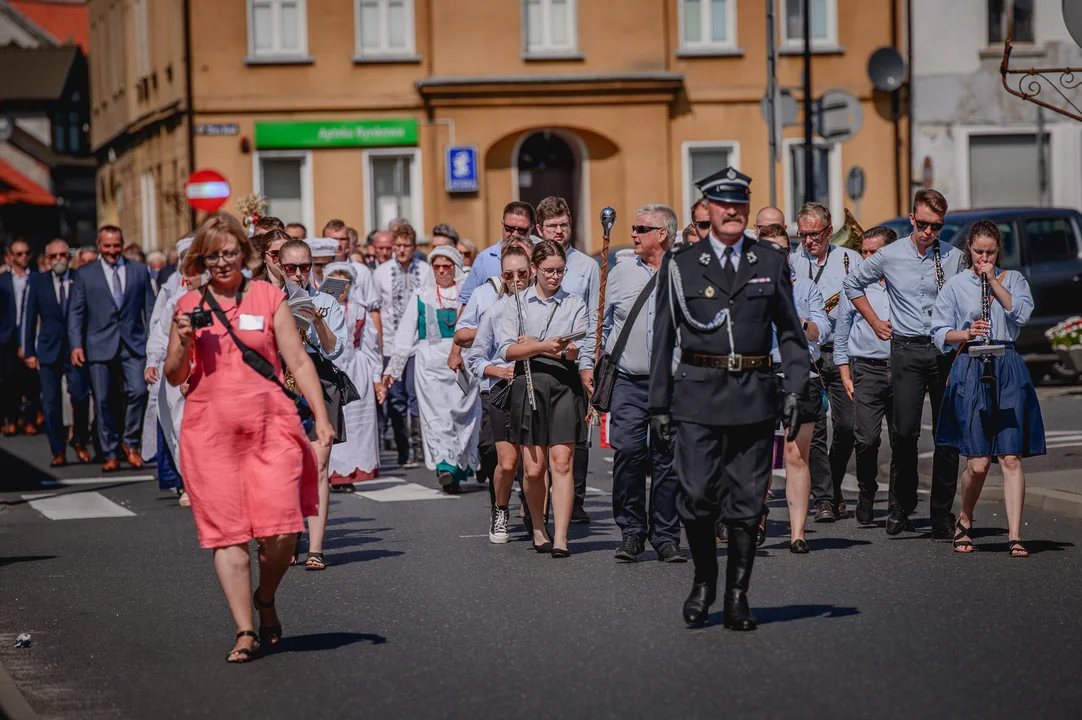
{"left": 325, "top": 263, "right": 383, "bottom": 484}
{"left": 385, "top": 247, "right": 480, "bottom": 487}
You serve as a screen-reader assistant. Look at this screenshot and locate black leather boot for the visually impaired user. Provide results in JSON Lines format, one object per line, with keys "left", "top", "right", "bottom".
{"left": 723, "top": 523, "right": 758, "bottom": 631}
{"left": 682, "top": 519, "right": 718, "bottom": 627}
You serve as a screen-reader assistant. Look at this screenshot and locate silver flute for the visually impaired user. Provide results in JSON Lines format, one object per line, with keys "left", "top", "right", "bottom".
{"left": 514, "top": 282, "right": 537, "bottom": 410}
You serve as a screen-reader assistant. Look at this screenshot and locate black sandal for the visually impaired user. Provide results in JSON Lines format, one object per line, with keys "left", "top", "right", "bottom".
{"left": 305, "top": 551, "right": 326, "bottom": 571}
{"left": 226, "top": 630, "right": 260, "bottom": 663}
{"left": 254, "top": 588, "right": 282, "bottom": 646}
{"left": 1008, "top": 540, "right": 1029, "bottom": 558}
{"left": 953, "top": 520, "right": 974, "bottom": 553}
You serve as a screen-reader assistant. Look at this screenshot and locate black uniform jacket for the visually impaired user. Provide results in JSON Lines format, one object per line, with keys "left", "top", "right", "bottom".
{"left": 648, "top": 236, "right": 810, "bottom": 426}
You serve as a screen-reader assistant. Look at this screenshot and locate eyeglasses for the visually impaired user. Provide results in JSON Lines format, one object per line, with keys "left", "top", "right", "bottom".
{"left": 796, "top": 228, "right": 827, "bottom": 239}
{"left": 503, "top": 223, "right": 531, "bottom": 236}
{"left": 542, "top": 222, "right": 570, "bottom": 232}
{"left": 914, "top": 220, "right": 944, "bottom": 232}
{"left": 205, "top": 249, "right": 242, "bottom": 265}
{"left": 501, "top": 270, "right": 529, "bottom": 280}
{"left": 11, "top": 250, "right": 29, "bottom": 256}
{"left": 631, "top": 225, "right": 662, "bottom": 234}
{"left": 538, "top": 266, "right": 566, "bottom": 278}
{"left": 695, "top": 221, "right": 711, "bottom": 230}
{"left": 282, "top": 263, "right": 312, "bottom": 274}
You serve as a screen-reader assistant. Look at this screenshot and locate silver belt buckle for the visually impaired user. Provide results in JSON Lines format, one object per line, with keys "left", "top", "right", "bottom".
{"left": 727, "top": 353, "right": 744, "bottom": 372}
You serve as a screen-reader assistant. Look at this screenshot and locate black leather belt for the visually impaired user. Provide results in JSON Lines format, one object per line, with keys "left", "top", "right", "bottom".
{"left": 617, "top": 371, "right": 650, "bottom": 382}
{"left": 852, "top": 357, "right": 889, "bottom": 366}
{"left": 685, "top": 352, "right": 770, "bottom": 371}
{"left": 892, "top": 334, "right": 932, "bottom": 344}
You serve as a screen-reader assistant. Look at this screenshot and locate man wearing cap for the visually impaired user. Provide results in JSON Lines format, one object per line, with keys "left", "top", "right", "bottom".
{"left": 650, "top": 167, "right": 809, "bottom": 631}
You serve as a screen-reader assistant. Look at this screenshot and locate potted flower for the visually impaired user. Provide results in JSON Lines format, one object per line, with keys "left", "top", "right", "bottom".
{"left": 1046, "top": 316, "right": 1082, "bottom": 374}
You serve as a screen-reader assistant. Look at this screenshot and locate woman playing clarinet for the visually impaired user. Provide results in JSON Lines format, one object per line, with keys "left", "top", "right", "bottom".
{"left": 932, "top": 220, "right": 1046, "bottom": 557}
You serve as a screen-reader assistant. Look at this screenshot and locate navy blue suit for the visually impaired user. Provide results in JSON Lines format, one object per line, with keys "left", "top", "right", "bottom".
{"left": 23, "top": 271, "right": 91, "bottom": 456}
{"left": 67, "top": 259, "right": 155, "bottom": 459}
{"left": 0, "top": 269, "right": 40, "bottom": 425}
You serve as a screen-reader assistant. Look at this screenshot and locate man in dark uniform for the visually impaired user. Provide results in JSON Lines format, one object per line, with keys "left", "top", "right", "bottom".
{"left": 649, "top": 167, "right": 809, "bottom": 630}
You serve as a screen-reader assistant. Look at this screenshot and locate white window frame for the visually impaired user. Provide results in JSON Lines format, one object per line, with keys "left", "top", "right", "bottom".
{"left": 986, "top": 0, "right": 1035, "bottom": 46}
{"left": 954, "top": 124, "right": 1075, "bottom": 210}
{"left": 133, "top": 0, "right": 150, "bottom": 78}
{"left": 246, "top": 0, "right": 309, "bottom": 59}
{"left": 678, "top": 0, "right": 738, "bottom": 52}
{"left": 354, "top": 0, "right": 415, "bottom": 59}
{"left": 781, "top": 137, "right": 843, "bottom": 229}
{"left": 362, "top": 148, "right": 424, "bottom": 237}
{"left": 522, "top": 0, "right": 579, "bottom": 57}
{"left": 779, "top": 0, "right": 839, "bottom": 50}
{"left": 252, "top": 150, "right": 314, "bottom": 235}
{"left": 680, "top": 140, "right": 741, "bottom": 226}
{"left": 139, "top": 169, "right": 158, "bottom": 251}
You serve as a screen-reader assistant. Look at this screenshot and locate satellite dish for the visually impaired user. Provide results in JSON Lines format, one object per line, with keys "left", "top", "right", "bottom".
{"left": 868, "top": 47, "right": 907, "bottom": 92}
{"left": 1065, "top": 0, "right": 1082, "bottom": 49}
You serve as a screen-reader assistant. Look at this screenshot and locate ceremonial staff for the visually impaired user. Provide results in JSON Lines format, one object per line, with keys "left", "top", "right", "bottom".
{"left": 588, "top": 208, "right": 616, "bottom": 434}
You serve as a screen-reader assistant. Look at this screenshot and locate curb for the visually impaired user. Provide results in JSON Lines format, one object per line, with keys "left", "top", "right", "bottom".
{"left": 0, "top": 659, "right": 39, "bottom": 720}
{"left": 979, "top": 485, "right": 1082, "bottom": 519}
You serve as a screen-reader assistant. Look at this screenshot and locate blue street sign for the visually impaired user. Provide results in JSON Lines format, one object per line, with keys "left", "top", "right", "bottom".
{"left": 446, "top": 145, "right": 479, "bottom": 193}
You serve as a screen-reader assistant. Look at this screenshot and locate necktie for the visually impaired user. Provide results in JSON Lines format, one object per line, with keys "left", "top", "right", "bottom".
{"left": 58, "top": 277, "right": 67, "bottom": 313}
{"left": 112, "top": 265, "right": 124, "bottom": 308}
{"left": 722, "top": 247, "right": 736, "bottom": 287}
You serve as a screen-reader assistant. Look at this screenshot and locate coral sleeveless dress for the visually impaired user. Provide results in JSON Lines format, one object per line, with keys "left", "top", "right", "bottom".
{"left": 176, "top": 281, "right": 318, "bottom": 548}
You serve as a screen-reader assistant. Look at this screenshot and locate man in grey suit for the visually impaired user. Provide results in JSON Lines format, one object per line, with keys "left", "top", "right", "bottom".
{"left": 68, "top": 226, "right": 156, "bottom": 471}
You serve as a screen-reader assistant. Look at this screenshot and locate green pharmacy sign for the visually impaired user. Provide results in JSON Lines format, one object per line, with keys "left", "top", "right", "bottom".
{"left": 254, "top": 119, "right": 418, "bottom": 149}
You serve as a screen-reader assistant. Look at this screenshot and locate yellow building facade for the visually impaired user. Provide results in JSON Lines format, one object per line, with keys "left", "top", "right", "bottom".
{"left": 90, "top": 0, "right": 910, "bottom": 253}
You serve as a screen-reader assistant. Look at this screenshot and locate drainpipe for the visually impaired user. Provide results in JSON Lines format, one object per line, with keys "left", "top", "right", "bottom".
{"left": 906, "top": 0, "right": 914, "bottom": 210}
{"left": 183, "top": 0, "right": 196, "bottom": 230}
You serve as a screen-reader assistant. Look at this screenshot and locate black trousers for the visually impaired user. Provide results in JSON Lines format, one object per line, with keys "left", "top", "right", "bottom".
{"left": 478, "top": 389, "right": 498, "bottom": 486}
{"left": 0, "top": 342, "right": 41, "bottom": 425}
{"left": 820, "top": 349, "right": 855, "bottom": 502}
{"left": 850, "top": 358, "right": 897, "bottom": 497}
{"left": 889, "top": 337, "right": 959, "bottom": 520}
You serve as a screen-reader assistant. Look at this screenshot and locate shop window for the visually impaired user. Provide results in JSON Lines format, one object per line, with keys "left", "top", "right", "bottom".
{"left": 988, "top": 0, "right": 1034, "bottom": 44}
{"left": 681, "top": 0, "right": 736, "bottom": 51}
{"left": 256, "top": 152, "right": 312, "bottom": 231}
{"left": 248, "top": 0, "right": 308, "bottom": 58}
{"left": 524, "top": 0, "right": 578, "bottom": 56}
{"left": 355, "top": 0, "right": 414, "bottom": 57}
{"left": 681, "top": 142, "right": 738, "bottom": 224}
{"left": 365, "top": 149, "right": 422, "bottom": 234}
{"left": 780, "top": 0, "right": 837, "bottom": 49}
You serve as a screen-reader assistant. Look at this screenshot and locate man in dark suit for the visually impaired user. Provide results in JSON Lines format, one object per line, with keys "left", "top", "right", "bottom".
{"left": 650, "top": 168, "right": 809, "bottom": 631}
{"left": 23, "top": 240, "right": 92, "bottom": 466}
{"left": 68, "top": 226, "right": 155, "bottom": 471}
{"left": 0, "top": 238, "right": 40, "bottom": 436}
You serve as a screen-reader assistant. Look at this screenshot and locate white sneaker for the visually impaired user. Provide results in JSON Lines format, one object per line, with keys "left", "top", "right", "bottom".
{"left": 489, "top": 506, "right": 510, "bottom": 544}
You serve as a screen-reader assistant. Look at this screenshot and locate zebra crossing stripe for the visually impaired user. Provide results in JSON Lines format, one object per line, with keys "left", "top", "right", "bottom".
{"left": 24, "top": 491, "right": 136, "bottom": 520}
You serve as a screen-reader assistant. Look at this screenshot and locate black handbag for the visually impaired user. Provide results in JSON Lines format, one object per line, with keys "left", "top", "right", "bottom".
{"left": 489, "top": 378, "right": 513, "bottom": 410}
{"left": 200, "top": 285, "right": 315, "bottom": 433}
{"left": 590, "top": 273, "right": 657, "bottom": 413}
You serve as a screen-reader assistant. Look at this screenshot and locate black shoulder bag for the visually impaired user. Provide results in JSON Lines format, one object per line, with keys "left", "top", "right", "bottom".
{"left": 199, "top": 285, "right": 315, "bottom": 433}
{"left": 590, "top": 273, "right": 658, "bottom": 413}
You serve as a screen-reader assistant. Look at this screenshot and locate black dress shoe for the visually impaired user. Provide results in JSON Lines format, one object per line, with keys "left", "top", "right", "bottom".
{"left": 789, "top": 538, "right": 809, "bottom": 554}
{"left": 855, "top": 496, "right": 874, "bottom": 526}
{"left": 614, "top": 536, "right": 644, "bottom": 563}
{"left": 757, "top": 524, "right": 766, "bottom": 547}
{"left": 682, "top": 581, "right": 716, "bottom": 627}
{"left": 716, "top": 523, "right": 728, "bottom": 543}
{"left": 885, "top": 508, "right": 913, "bottom": 536}
{"left": 814, "top": 500, "right": 836, "bottom": 523}
{"left": 931, "top": 518, "right": 956, "bottom": 541}
{"left": 656, "top": 544, "right": 687, "bottom": 563}
{"left": 570, "top": 506, "right": 591, "bottom": 524}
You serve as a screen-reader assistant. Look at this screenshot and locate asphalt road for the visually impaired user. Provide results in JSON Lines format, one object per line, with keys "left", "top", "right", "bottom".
{"left": 2, "top": 403, "right": 1081, "bottom": 720}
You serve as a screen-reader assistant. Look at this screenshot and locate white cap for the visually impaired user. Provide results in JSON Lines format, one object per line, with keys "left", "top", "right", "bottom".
{"left": 322, "top": 261, "right": 357, "bottom": 282}
{"left": 306, "top": 237, "right": 338, "bottom": 258}
{"left": 176, "top": 236, "right": 194, "bottom": 255}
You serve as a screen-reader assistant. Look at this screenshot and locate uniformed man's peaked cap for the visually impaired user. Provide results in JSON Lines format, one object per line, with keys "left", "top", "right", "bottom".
{"left": 695, "top": 166, "right": 751, "bottom": 204}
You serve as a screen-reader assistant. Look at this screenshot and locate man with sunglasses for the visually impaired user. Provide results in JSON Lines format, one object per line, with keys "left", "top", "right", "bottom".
{"left": 843, "top": 188, "right": 964, "bottom": 540}
{"left": 690, "top": 198, "right": 711, "bottom": 243}
{"left": 458, "top": 201, "right": 536, "bottom": 306}
{"left": 1, "top": 238, "right": 40, "bottom": 435}
{"left": 789, "top": 202, "right": 863, "bottom": 524}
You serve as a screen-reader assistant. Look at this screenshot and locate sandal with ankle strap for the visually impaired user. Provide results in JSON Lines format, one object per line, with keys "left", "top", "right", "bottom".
{"left": 953, "top": 520, "right": 974, "bottom": 553}
{"left": 226, "top": 630, "right": 260, "bottom": 663}
{"left": 254, "top": 588, "right": 282, "bottom": 646}
{"left": 1008, "top": 540, "right": 1029, "bottom": 558}
{"left": 305, "top": 551, "right": 326, "bottom": 571}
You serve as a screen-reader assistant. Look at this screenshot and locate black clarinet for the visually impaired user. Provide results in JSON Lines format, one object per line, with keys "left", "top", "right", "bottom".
{"left": 979, "top": 273, "right": 995, "bottom": 385}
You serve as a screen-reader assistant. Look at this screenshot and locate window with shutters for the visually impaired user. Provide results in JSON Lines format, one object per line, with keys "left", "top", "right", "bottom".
{"left": 523, "top": 0, "right": 578, "bottom": 56}
{"left": 247, "top": 0, "right": 308, "bottom": 59}
{"left": 355, "top": 0, "right": 415, "bottom": 58}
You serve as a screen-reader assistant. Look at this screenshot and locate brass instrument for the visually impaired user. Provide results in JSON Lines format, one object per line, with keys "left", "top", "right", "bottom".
{"left": 513, "top": 283, "right": 537, "bottom": 410}
{"left": 821, "top": 211, "right": 861, "bottom": 312}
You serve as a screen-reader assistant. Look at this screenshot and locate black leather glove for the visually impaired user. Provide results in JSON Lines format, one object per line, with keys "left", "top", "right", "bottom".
{"left": 781, "top": 392, "right": 801, "bottom": 443}
{"left": 650, "top": 413, "right": 672, "bottom": 454}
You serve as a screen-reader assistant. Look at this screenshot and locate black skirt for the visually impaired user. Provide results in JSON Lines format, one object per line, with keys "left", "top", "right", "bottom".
{"left": 508, "top": 356, "right": 587, "bottom": 446}
{"left": 487, "top": 380, "right": 514, "bottom": 444}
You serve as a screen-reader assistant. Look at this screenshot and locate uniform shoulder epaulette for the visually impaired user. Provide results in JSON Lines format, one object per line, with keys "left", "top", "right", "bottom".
{"left": 670, "top": 242, "right": 696, "bottom": 255}
{"left": 761, "top": 239, "right": 788, "bottom": 255}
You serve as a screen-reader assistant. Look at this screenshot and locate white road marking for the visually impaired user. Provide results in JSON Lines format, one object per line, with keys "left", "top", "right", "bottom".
{"left": 585, "top": 486, "right": 610, "bottom": 496}
{"left": 24, "top": 492, "right": 136, "bottom": 520}
{"left": 41, "top": 475, "right": 155, "bottom": 487}
{"left": 350, "top": 479, "right": 457, "bottom": 502}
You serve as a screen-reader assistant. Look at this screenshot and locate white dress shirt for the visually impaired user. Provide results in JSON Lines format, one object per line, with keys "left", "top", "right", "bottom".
{"left": 11, "top": 268, "right": 30, "bottom": 326}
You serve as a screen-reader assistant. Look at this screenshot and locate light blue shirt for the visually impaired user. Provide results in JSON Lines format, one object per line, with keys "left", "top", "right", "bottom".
{"left": 835, "top": 281, "right": 891, "bottom": 364}
{"left": 498, "top": 286, "right": 593, "bottom": 369}
{"left": 306, "top": 283, "right": 347, "bottom": 361}
{"left": 789, "top": 245, "right": 862, "bottom": 338}
{"left": 931, "top": 268, "right": 1034, "bottom": 353}
{"left": 772, "top": 275, "right": 828, "bottom": 364}
{"left": 843, "top": 235, "right": 964, "bottom": 338}
{"left": 561, "top": 246, "right": 601, "bottom": 333}
{"left": 466, "top": 296, "right": 511, "bottom": 391}
{"left": 455, "top": 277, "right": 500, "bottom": 332}
{"left": 601, "top": 257, "right": 656, "bottom": 375}
{"left": 458, "top": 240, "right": 503, "bottom": 305}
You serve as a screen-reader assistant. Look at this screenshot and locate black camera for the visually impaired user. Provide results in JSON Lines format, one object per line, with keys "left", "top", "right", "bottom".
{"left": 188, "top": 308, "right": 213, "bottom": 329}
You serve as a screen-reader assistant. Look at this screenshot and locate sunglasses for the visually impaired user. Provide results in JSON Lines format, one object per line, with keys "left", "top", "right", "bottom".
{"left": 282, "top": 263, "right": 312, "bottom": 273}
{"left": 695, "top": 220, "right": 711, "bottom": 230}
{"left": 914, "top": 220, "right": 944, "bottom": 232}
{"left": 503, "top": 223, "right": 531, "bottom": 236}
{"left": 632, "top": 225, "right": 662, "bottom": 234}
{"left": 501, "top": 270, "right": 529, "bottom": 280}
{"left": 432, "top": 263, "right": 455, "bottom": 271}
{"left": 47, "top": 252, "right": 69, "bottom": 259}
{"left": 265, "top": 249, "right": 279, "bottom": 260}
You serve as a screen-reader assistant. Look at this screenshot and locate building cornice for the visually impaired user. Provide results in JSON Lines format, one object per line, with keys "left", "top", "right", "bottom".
{"left": 91, "top": 101, "right": 185, "bottom": 156}
{"left": 416, "top": 72, "right": 685, "bottom": 106}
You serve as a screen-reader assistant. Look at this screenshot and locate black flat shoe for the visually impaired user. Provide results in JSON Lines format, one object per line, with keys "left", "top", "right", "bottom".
{"left": 533, "top": 540, "right": 553, "bottom": 554}
{"left": 226, "top": 630, "right": 260, "bottom": 663}
{"left": 253, "top": 589, "right": 282, "bottom": 647}
{"left": 789, "top": 539, "right": 809, "bottom": 554}
{"left": 551, "top": 547, "right": 571, "bottom": 558}
{"left": 682, "top": 581, "right": 716, "bottom": 628}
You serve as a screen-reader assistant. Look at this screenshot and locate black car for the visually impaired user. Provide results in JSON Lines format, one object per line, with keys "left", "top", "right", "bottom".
{"left": 880, "top": 208, "right": 1082, "bottom": 382}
